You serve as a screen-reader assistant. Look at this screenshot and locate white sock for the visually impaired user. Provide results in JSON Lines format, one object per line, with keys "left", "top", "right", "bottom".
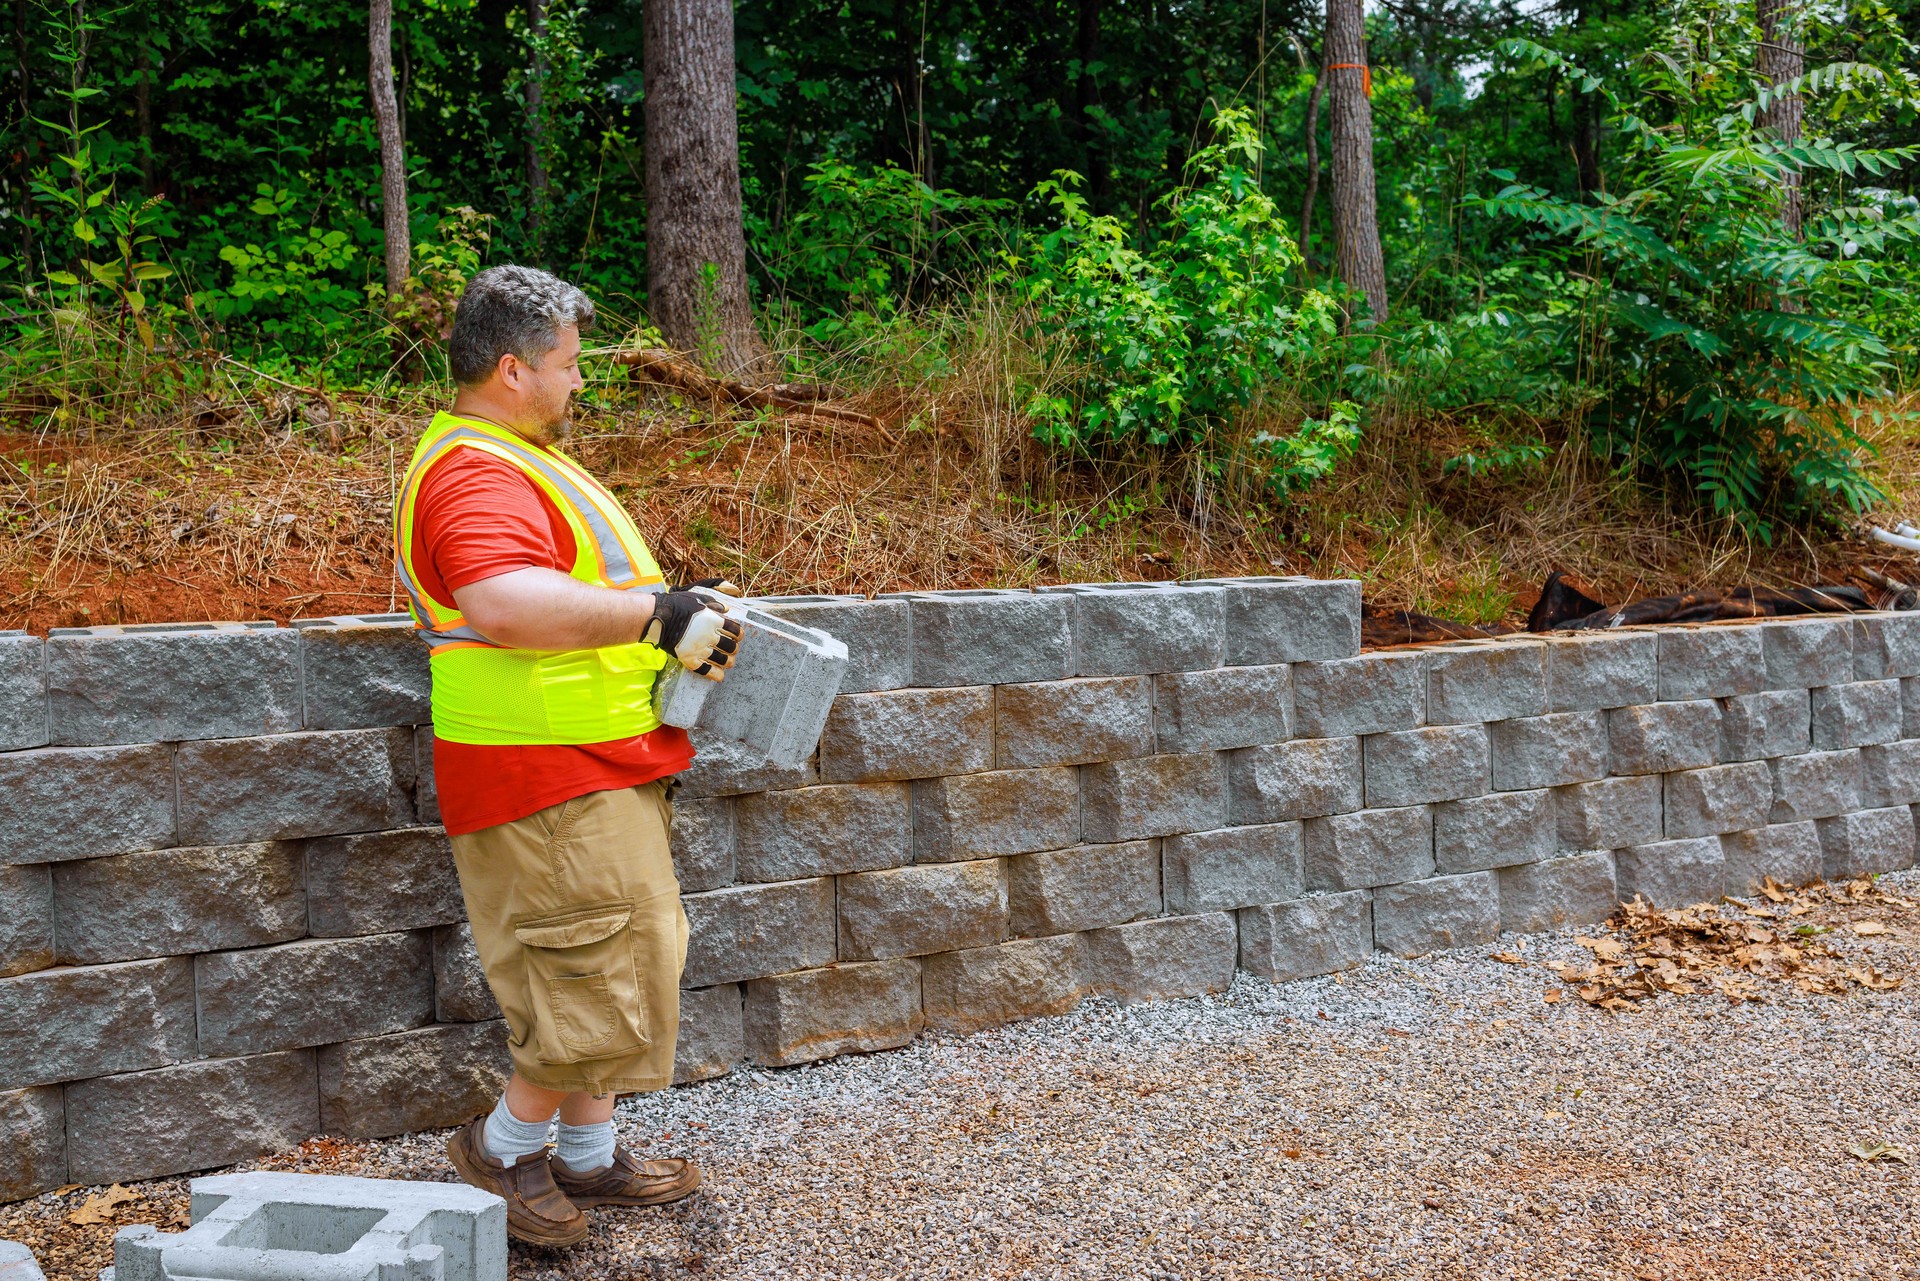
{"left": 553, "top": 1120, "right": 616, "bottom": 1174}
{"left": 483, "top": 1096, "right": 554, "bottom": 1165}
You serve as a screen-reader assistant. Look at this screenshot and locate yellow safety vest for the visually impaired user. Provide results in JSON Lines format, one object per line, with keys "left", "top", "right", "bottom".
{"left": 394, "top": 411, "right": 671, "bottom": 745}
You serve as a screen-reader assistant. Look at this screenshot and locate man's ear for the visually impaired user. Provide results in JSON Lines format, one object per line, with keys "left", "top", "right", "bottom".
{"left": 497, "top": 352, "right": 523, "bottom": 392}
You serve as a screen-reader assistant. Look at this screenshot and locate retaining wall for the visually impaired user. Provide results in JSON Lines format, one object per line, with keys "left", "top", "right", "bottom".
{"left": 4, "top": 581, "right": 1920, "bottom": 1198}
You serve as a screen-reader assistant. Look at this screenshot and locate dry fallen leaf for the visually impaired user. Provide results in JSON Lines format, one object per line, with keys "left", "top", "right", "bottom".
{"left": 1848, "top": 1140, "right": 1910, "bottom": 1164}
{"left": 1542, "top": 989, "right": 1562, "bottom": 1004}
{"left": 1489, "top": 950, "right": 1525, "bottom": 964}
{"left": 1852, "top": 921, "right": 1890, "bottom": 936}
{"left": 68, "top": 1183, "right": 141, "bottom": 1225}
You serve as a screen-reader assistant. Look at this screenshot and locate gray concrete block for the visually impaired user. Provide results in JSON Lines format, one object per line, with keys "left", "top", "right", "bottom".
{"left": 1758, "top": 616, "right": 1854, "bottom": 688}
{"left": 0, "top": 1087, "right": 65, "bottom": 1202}
{"left": 1861, "top": 740, "right": 1920, "bottom": 809}
{"left": 921, "top": 935, "right": 1084, "bottom": 1032}
{"left": 1497, "top": 852, "right": 1618, "bottom": 933}
{"left": 1080, "top": 752, "right": 1227, "bottom": 842}
{"left": 1162, "top": 822, "right": 1304, "bottom": 913}
{"left": 1489, "top": 713, "right": 1609, "bottom": 790}
{"left": 1657, "top": 626, "right": 1766, "bottom": 701}
{"left": 838, "top": 858, "right": 1007, "bottom": 960}
{"left": 734, "top": 782, "right": 910, "bottom": 881}
{"left": 1769, "top": 749, "right": 1863, "bottom": 822}
{"left": 1226, "top": 737, "right": 1363, "bottom": 823}
{"left": 1039, "top": 582, "right": 1226, "bottom": 675}
{"left": 432, "top": 923, "right": 500, "bottom": 1022}
{"left": 176, "top": 730, "right": 396, "bottom": 846}
{"left": 743, "top": 958, "right": 922, "bottom": 1066}
{"left": 0, "top": 632, "right": 48, "bottom": 751}
{"left": 1721, "top": 823, "right": 1823, "bottom": 894}
{"left": 674, "top": 984, "right": 745, "bottom": 1085}
{"left": 413, "top": 726, "right": 439, "bottom": 825}
{"left": 677, "top": 729, "right": 817, "bottom": 798}
{"left": 1290, "top": 652, "right": 1425, "bottom": 739}
{"left": 293, "top": 617, "right": 431, "bottom": 730}
{"left": 1304, "top": 805, "right": 1434, "bottom": 891}
{"left": 1545, "top": 630, "right": 1659, "bottom": 712}
{"left": 752, "top": 594, "right": 911, "bottom": 693}
{"left": 0, "top": 865, "right": 53, "bottom": 978}
{"left": 994, "top": 676, "right": 1153, "bottom": 769}
{"left": 381, "top": 726, "right": 419, "bottom": 828}
{"left": 1153, "top": 663, "right": 1291, "bottom": 753}
{"left": 66, "top": 1050, "right": 319, "bottom": 1185}
{"left": 1372, "top": 871, "right": 1500, "bottom": 957}
{"left": 1906, "top": 676, "right": 1920, "bottom": 740}
{"left": 53, "top": 841, "right": 305, "bottom": 965}
{"left": 0, "top": 956, "right": 194, "bottom": 1088}
{"left": 887, "top": 589, "right": 1071, "bottom": 687}
{"left": 1720, "top": 689, "right": 1811, "bottom": 761}
{"left": 0, "top": 743, "right": 175, "bottom": 866}
{"left": 1852, "top": 611, "right": 1920, "bottom": 681}
{"left": 1362, "top": 725, "right": 1490, "bottom": 807}
{"left": 655, "top": 598, "right": 849, "bottom": 768}
{"left": 196, "top": 933, "right": 433, "bottom": 1057}
{"left": 317, "top": 1021, "right": 512, "bottom": 1139}
{"left": 1187, "top": 576, "right": 1362, "bottom": 665}
{"left": 819, "top": 686, "right": 993, "bottom": 782}
{"left": 0, "top": 1241, "right": 43, "bottom": 1281}
{"left": 1080, "top": 912, "right": 1238, "bottom": 1004}
{"left": 1663, "top": 762, "right": 1773, "bottom": 838}
{"left": 1607, "top": 700, "right": 1722, "bottom": 774}
{"left": 682, "top": 877, "right": 837, "bottom": 987}
{"left": 1433, "top": 789, "right": 1556, "bottom": 873}
{"left": 305, "top": 828, "right": 461, "bottom": 937}
{"left": 669, "top": 794, "right": 736, "bottom": 892}
{"left": 46, "top": 624, "right": 302, "bottom": 746}
{"left": 1810, "top": 680, "right": 1902, "bottom": 750}
{"left": 1616, "top": 837, "right": 1724, "bottom": 907}
{"left": 1427, "top": 640, "right": 1546, "bottom": 725}
{"left": 1555, "top": 775, "right": 1665, "bottom": 850}
{"left": 1008, "top": 841, "right": 1161, "bottom": 937}
{"left": 1237, "top": 891, "right": 1373, "bottom": 982}
{"left": 1818, "top": 806, "right": 1917, "bottom": 879}
{"left": 913, "top": 767, "right": 1080, "bottom": 862}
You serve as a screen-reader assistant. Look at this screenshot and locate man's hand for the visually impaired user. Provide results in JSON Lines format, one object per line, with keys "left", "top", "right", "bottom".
{"left": 642, "top": 591, "right": 744, "bottom": 680}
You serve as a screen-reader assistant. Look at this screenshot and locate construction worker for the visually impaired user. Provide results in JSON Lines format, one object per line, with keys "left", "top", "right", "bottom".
{"left": 394, "top": 264, "right": 742, "bottom": 1246}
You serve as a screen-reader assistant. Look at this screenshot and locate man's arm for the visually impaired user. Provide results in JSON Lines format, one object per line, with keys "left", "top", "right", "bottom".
{"left": 453, "top": 566, "right": 656, "bottom": 651}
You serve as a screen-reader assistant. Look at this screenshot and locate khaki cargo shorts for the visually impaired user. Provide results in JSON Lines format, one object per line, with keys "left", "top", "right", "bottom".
{"left": 449, "top": 781, "right": 687, "bottom": 1094}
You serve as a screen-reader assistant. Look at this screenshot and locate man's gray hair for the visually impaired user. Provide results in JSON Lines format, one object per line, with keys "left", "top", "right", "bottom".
{"left": 447, "top": 264, "right": 596, "bottom": 386}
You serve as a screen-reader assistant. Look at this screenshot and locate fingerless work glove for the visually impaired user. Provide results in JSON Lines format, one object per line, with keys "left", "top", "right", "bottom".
{"left": 641, "top": 591, "right": 744, "bottom": 678}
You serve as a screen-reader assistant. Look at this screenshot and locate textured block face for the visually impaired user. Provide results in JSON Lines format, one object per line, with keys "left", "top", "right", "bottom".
{"left": 1497, "top": 852, "right": 1617, "bottom": 934}
{"left": 1007, "top": 841, "right": 1161, "bottom": 937}
{"left": 669, "top": 794, "right": 736, "bottom": 892}
{"left": 1545, "top": 631, "right": 1658, "bottom": 712}
{"left": 1189, "top": 577, "right": 1362, "bottom": 665}
{"left": 1906, "top": 677, "right": 1920, "bottom": 740}
{"left": 1237, "top": 891, "right": 1372, "bottom": 982}
{"left": 1809, "top": 680, "right": 1902, "bottom": 750}
{"left": 53, "top": 842, "right": 305, "bottom": 965}
{"left": 1153, "top": 664, "right": 1291, "bottom": 754}
{"left": 837, "top": 858, "right": 1007, "bottom": 960}
{"left": 0, "top": 956, "right": 195, "bottom": 1087}
{"left": 1079, "top": 752, "right": 1227, "bottom": 842}
{"left": 743, "top": 958, "right": 923, "bottom": 1066}
{"left": 317, "top": 1021, "right": 511, "bottom": 1138}
{"left": 677, "top": 729, "right": 816, "bottom": 798}
{"left": 1657, "top": 627, "right": 1766, "bottom": 702}
{"left": 1290, "top": 652, "right": 1424, "bottom": 739}
{"left": 176, "top": 730, "right": 396, "bottom": 845}
{"left": 0, "top": 632, "right": 48, "bottom": 751}
{"left": 1817, "top": 807, "right": 1917, "bottom": 879}
{"left": 413, "top": 726, "right": 439, "bottom": 824}
{"left": 1080, "top": 912, "right": 1238, "bottom": 1004}
{"left": 1432, "top": 789, "right": 1555, "bottom": 874}
{"left": 819, "top": 686, "right": 993, "bottom": 782}
{"left": 654, "top": 599, "right": 850, "bottom": 768}
{"left": 734, "top": 783, "right": 910, "bottom": 881}
{"left": 432, "top": 923, "right": 501, "bottom": 1022}
{"left": 674, "top": 984, "right": 745, "bottom": 1085}
{"left": 1758, "top": 617, "right": 1854, "bottom": 689}
{"left": 1372, "top": 872, "right": 1499, "bottom": 957}
{"left": 1607, "top": 701, "right": 1721, "bottom": 775}
{"left": 1162, "top": 823, "right": 1304, "bottom": 913}
{"left": 1043, "top": 583, "right": 1226, "bottom": 676}
{"left": 1555, "top": 775, "right": 1664, "bottom": 850}
{"left": 681, "top": 878, "right": 837, "bottom": 987}
{"left": 1769, "top": 749, "right": 1863, "bottom": 822}
{"left": 0, "top": 1087, "right": 65, "bottom": 1201}
{"left": 1720, "top": 690, "right": 1811, "bottom": 761}
{"left": 196, "top": 933, "right": 433, "bottom": 1057}
{"left": 1426, "top": 641, "right": 1547, "bottom": 725}
{"left": 1852, "top": 612, "right": 1920, "bottom": 681}
{"left": 1361, "top": 725, "right": 1490, "bottom": 807}
{"left": 0, "top": 1242, "right": 41, "bottom": 1280}
{"left": 752, "top": 595, "right": 911, "bottom": 694}
{"left": 994, "top": 676, "right": 1153, "bottom": 769}
{"left": 913, "top": 768, "right": 1080, "bottom": 862}
{"left": 1489, "top": 713, "right": 1609, "bottom": 791}
{"left": 0, "top": 743, "right": 175, "bottom": 866}
{"left": 0, "top": 865, "right": 53, "bottom": 977}
{"left": 295, "top": 619, "right": 431, "bottom": 730}
{"left": 65, "top": 1050, "right": 319, "bottom": 1185}
{"left": 1304, "top": 806, "right": 1434, "bottom": 891}
{"left": 1227, "top": 737, "right": 1363, "bottom": 823}
{"left": 1663, "top": 762, "right": 1774, "bottom": 839}
{"left": 1721, "top": 823, "right": 1822, "bottom": 894}
{"left": 1860, "top": 741, "right": 1920, "bottom": 809}
{"left": 306, "top": 827, "right": 461, "bottom": 936}
{"left": 893, "top": 590, "right": 1071, "bottom": 687}
{"left": 1616, "top": 837, "right": 1724, "bottom": 907}
{"left": 920, "top": 935, "right": 1084, "bottom": 1032}
{"left": 47, "top": 627, "right": 302, "bottom": 746}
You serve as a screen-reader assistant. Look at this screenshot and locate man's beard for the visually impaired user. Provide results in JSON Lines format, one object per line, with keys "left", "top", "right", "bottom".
{"left": 521, "top": 399, "right": 573, "bottom": 447}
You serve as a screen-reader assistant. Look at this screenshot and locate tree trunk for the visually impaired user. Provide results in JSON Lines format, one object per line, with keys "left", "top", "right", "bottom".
{"left": 1571, "top": 89, "right": 1601, "bottom": 195}
{"left": 14, "top": 0, "right": 31, "bottom": 269}
{"left": 135, "top": 38, "right": 153, "bottom": 193}
{"left": 644, "top": 0, "right": 769, "bottom": 376}
{"left": 525, "top": 0, "right": 549, "bottom": 258}
{"left": 1299, "top": 67, "right": 1323, "bottom": 271}
{"left": 368, "top": 0, "right": 410, "bottom": 299}
{"left": 1324, "top": 0, "right": 1387, "bottom": 322}
{"left": 1757, "top": 0, "right": 1804, "bottom": 236}
{"left": 1077, "top": 0, "right": 1106, "bottom": 201}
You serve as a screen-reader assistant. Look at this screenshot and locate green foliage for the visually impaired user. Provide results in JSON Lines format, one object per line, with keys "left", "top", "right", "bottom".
{"left": 1251, "top": 401, "right": 1365, "bottom": 498}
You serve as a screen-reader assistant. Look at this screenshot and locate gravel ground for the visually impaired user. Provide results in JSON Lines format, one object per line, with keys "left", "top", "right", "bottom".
{"left": 10, "top": 872, "right": 1920, "bottom": 1281}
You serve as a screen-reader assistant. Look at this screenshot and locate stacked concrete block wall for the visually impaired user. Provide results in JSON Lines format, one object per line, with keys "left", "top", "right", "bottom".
{"left": 5, "top": 588, "right": 1920, "bottom": 1199}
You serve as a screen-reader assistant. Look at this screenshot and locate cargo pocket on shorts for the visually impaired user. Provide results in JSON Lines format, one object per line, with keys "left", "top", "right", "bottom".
{"left": 512, "top": 901, "right": 652, "bottom": 1065}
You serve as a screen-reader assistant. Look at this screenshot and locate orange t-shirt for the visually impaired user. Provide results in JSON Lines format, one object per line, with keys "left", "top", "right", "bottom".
{"left": 412, "top": 447, "right": 692, "bottom": 836}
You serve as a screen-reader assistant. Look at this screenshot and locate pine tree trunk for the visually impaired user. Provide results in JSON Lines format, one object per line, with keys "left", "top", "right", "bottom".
{"left": 525, "top": 0, "right": 549, "bottom": 259}
{"left": 1299, "top": 68, "right": 1323, "bottom": 271}
{"left": 645, "top": 0, "right": 770, "bottom": 377}
{"left": 1324, "top": 0, "right": 1387, "bottom": 322}
{"left": 1757, "top": 0, "right": 1804, "bottom": 237}
{"left": 368, "top": 0, "right": 410, "bottom": 299}
{"left": 1571, "top": 90, "right": 1601, "bottom": 195}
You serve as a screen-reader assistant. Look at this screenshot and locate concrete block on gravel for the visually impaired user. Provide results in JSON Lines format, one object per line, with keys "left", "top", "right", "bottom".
{"left": 838, "top": 858, "right": 1007, "bottom": 960}
{"left": 0, "top": 1242, "right": 43, "bottom": 1281}
{"left": 1237, "top": 891, "right": 1373, "bottom": 982}
{"left": 1186, "top": 576, "right": 1361, "bottom": 665}
{"left": 1720, "top": 690, "right": 1811, "bottom": 761}
{"left": 1657, "top": 626, "right": 1766, "bottom": 702}
{"left": 306, "top": 827, "right": 462, "bottom": 936}
{"left": 1008, "top": 841, "right": 1160, "bottom": 937}
{"left": 52, "top": 841, "right": 305, "bottom": 965}
{"left": 1817, "top": 806, "right": 1917, "bottom": 879}
{"left": 1663, "top": 762, "right": 1773, "bottom": 839}
{"left": 0, "top": 956, "right": 195, "bottom": 1088}
{"left": 65, "top": 1049, "right": 318, "bottom": 1185}
{"left": 682, "top": 878, "right": 837, "bottom": 988}
{"left": 0, "top": 1087, "right": 65, "bottom": 1202}
{"left": 1860, "top": 740, "right": 1920, "bottom": 809}
{"left": 1039, "top": 582, "right": 1225, "bottom": 676}
{"left": 1290, "top": 652, "right": 1424, "bottom": 739}
{"left": 1080, "top": 752, "right": 1227, "bottom": 842}
{"left": 1081, "top": 912, "right": 1238, "bottom": 1004}
{"left": 1489, "top": 713, "right": 1609, "bottom": 790}
{"left": 1362, "top": 725, "right": 1490, "bottom": 807}
{"left": 1758, "top": 617, "right": 1854, "bottom": 689}
{"left": 819, "top": 686, "right": 993, "bottom": 782}
{"left": 318, "top": 1021, "right": 511, "bottom": 1139}
{"left": 675, "top": 984, "right": 745, "bottom": 1084}
{"left": 1162, "top": 823, "right": 1304, "bottom": 913}
{"left": 1769, "top": 749, "right": 1863, "bottom": 822}
{"left": 1433, "top": 789, "right": 1555, "bottom": 873}
{"left": 1607, "top": 700, "right": 1721, "bottom": 775}
{"left": 196, "top": 933, "right": 433, "bottom": 1057}
{"left": 1304, "top": 806, "right": 1434, "bottom": 891}
{"left": 293, "top": 616, "right": 431, "bottom": 729}
{"left": 1497, "top": 852, "right": 1617, "bottom": 933}
{"left": 886, "top": 589, "right": 1071, "bottom": 687}
{"left": 1372, "top": 872, "right": 1500, "bottom": 957}
{"left": 1853, "top": 612, "right": 1920, "bottom": 681}
{"left": 1153, "top": 664, "right": 1291, "bottom": 753}
{"left": 676, "top": 729, "right": 817, "bottom": 798}
{"left": 921, "top": 935, "right": 1084, "bottom": 1032}
{"left": 1545, "top": 631, "right": 1658, "bottom": 712}
{"left": 913, "top": 767, "right": 1080, "bottom": 862}
{"left": 1227, "top": 737, "right": 1362, "bottom": 823}
{"left": 1810, "top": 680, "right": 1902, "bottom": 750}
{"left": 432, "top": 923, "right": 500, "bottom": 1022}
{"left": 654, "top": 598, "right": 849, "bottom": 769}
{"left": 735, "top": 782, "right": 910, "bottom": 881}
{"left": 176, "top": 730, "right": 397, "bottom": 845}
{"left": 1555, "top": 774, "right": 1665, "bottom": 850}
{"left": 1616, "top": 837, "right": 1725, "bottom": 907}
{"left": 994, "top": 676, "right": 1153, "bottom": 769}
{"left": 0, "top": 743, "right": 175, "bottom": 866}
{"left": 669, "top": 794, "right": 736, "bottom": 892}
{"left": 47, "top": 624, "right": 301, "bottom": 746}
{"left": 1427, "top": 641, "right": 1546, "bottom": 725}
{"left": 743, "top": 958, "right": 923, "bottom": 1067}
{"left": 0, "top": 631, "right": 48, "bottom": 751}
{"left": 1721, "top": 823, "right": 1823, "bottom": 894}
{"left": 752, "top": 594, "right": 911, "bottom": 693}
{"left": 0, "top": 866, "right": 52, "bottom": 978}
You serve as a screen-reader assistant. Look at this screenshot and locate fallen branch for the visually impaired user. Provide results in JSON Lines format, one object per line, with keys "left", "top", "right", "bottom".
{"left": 610, "top": 347, "right": 895, "bottom": 443}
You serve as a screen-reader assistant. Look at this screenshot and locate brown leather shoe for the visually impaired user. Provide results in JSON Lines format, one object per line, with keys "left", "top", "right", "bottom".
{"left": 550, "top": 1145, "right": 702, "bottom": 1208}
{"left": 446, "top": 1115, "right": 590, "bottom": 1246}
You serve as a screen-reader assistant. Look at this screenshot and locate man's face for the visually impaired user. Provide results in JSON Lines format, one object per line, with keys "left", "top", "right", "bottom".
{"left": 508, "top": 323, "right": 584, "bottom": 445}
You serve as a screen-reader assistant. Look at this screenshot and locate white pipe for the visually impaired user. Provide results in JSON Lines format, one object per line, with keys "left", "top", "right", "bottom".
{"left": 1870, "top": 526, "right": 1920, "bottom": 552}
